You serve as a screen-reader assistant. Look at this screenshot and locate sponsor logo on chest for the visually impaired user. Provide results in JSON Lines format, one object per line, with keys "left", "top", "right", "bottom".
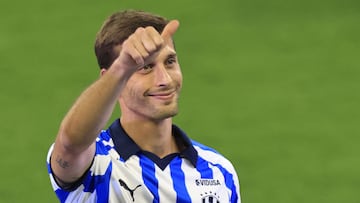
{"left": 195, "top": 179, "right": 224, "bottom": 202}
{"left": 195, "top": 179, "right": 221, "bottom": 186}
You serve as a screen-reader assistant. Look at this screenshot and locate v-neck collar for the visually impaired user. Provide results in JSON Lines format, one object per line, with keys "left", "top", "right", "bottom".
{"left": 108, "top": 119, "right": 198, "bottom": 169}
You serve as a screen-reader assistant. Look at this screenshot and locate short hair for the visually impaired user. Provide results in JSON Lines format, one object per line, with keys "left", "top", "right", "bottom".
{"left": 94, "top": 10, "right": 169, "bottom": 69}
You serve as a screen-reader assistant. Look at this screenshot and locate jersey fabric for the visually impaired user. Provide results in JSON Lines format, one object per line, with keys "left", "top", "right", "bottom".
{"left": 47, "top": 119, "right": 241, "bottom": 203}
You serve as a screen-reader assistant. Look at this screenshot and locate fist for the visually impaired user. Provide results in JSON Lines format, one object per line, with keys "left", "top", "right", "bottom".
{"left": 113, "top": 20, "right": 180, "bottom": 74}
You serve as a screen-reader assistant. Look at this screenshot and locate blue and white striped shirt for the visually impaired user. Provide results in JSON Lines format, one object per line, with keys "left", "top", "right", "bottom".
{"left": 47, "top": 119, "right": 241, "bottom": 203}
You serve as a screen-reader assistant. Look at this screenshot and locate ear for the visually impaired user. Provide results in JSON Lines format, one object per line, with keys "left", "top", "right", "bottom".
{"left": 100, "top": 68, "right": 107, "bottom": 77}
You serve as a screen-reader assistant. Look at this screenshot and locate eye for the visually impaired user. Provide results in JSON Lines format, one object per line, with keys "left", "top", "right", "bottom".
{"left": 166, "top": 56, "right": 177, "bottom": 66}
{"left": 139, "top": 64, "right": 153, "bottom": 74}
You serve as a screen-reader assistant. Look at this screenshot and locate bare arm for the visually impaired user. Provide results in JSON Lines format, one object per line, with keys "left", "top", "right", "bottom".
{"left": 50, "top": 20, "right": 180, "bottom": 185}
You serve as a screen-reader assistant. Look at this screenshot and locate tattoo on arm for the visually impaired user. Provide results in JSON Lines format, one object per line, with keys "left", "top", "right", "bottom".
{"left": 56, "top": 156, "right": 70, "bottom": 169}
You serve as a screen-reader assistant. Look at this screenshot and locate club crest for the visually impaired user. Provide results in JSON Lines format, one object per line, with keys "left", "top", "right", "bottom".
{"left": 200, "top": 191, "right": 220, "bottom": 203}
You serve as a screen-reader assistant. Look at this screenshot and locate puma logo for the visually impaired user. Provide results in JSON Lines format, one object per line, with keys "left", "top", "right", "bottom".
{"left": 118, "top": 179, "right": 142, "bottom": 202}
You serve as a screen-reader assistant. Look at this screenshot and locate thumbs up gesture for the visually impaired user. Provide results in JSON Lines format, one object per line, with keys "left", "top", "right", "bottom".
{"left": 112, "top": 20, "right": 180, "bottom": 74}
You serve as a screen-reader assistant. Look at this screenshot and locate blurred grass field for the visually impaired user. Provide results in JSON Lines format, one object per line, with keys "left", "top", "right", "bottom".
{"left": 1, "top": 0, "right": 359, "bottom": 202}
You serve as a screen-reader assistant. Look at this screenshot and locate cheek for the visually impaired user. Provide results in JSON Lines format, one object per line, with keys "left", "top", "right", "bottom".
{"left": 121, "top": 78, "right": 140, "bottom": 99}
{"left": 125, "top": 84, "right": 142, "bottom": 99}
{"left": 172, "top": 68, "right": 183, "bottom": 86}
{"left": 120, "top": 85, "right": 146, "bottom": 109}
{"left": 178, "top": 76, "right": 183, "bottom": 89}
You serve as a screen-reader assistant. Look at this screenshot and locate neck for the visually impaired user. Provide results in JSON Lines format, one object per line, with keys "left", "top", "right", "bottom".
{"left": 120, "top": 117, "right": 179, "bottom": 158}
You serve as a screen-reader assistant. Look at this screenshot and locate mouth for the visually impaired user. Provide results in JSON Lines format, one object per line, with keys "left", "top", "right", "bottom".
{"left": 147, "top": 89, "right": 177, "bottom": 100}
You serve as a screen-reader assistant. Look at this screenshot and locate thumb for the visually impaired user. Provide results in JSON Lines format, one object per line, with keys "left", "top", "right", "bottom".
{"left": 161, "top": 20, "right": 180, "bottom": 39}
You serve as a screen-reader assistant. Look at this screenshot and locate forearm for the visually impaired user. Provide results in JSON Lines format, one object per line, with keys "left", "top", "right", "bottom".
{"left": 58, "top": 67, "right": 130, "bottom": 153}
{"left": 51, "top": 67, "right": 130, "bottom": 184}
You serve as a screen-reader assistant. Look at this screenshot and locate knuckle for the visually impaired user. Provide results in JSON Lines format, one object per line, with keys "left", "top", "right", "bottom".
{"left": 135, "top": 27, "right": 145, "bottom": 34}
{"left": 145, "top": 26, "right": 155, "bottom": 32}
{"left": 127, "top": 35, "right": 137, "bottom": 43}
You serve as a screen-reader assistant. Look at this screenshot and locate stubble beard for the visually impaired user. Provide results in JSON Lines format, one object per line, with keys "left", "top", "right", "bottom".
{"left": 148, "top": 98, "right": 180, "bottom": 121}
{"left": 121, "top": 94, "right": 180, "bottom": 122}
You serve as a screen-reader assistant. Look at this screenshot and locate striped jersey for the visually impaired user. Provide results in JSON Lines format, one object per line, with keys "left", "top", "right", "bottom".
{"left": 46, "top": 119, "right": 241, "bottom": 203}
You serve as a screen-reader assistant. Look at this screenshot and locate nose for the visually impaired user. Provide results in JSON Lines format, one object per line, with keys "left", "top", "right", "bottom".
{"left": 154, "top": 65, "right": 172, "bottom": 87}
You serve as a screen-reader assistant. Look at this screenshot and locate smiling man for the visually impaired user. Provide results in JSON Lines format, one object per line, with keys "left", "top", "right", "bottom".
{"left": 46, "top": 9, "right": 241, "bottom": 203}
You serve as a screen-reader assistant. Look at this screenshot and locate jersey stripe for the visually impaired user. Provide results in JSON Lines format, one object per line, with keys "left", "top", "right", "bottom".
{"left": 156, "top": 166, "right": 177, "bottom": 202}
{"left": 55, "top": 187, "right": 70, "bottom": 202}
{"left": 95, "top": 162, "right": 111, "bottom": 202}
{"left": 211, "top": 162, "right": 239, "bottom": 202}
{"left": 197, "top": 156, "right": 214, "bottom": 179}
{"left": 170, "top": 158, "right": 191, "bottom": 202}
{"left": 194, "top": 145, "right": 240, "bottom": 203}
{"left": 139, "top": 155, "right": 158, "bottom": 203}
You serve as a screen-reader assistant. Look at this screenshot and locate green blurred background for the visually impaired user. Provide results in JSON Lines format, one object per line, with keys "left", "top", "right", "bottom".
{"left": 1, "top": 0, "right": 359, "bottom": 202}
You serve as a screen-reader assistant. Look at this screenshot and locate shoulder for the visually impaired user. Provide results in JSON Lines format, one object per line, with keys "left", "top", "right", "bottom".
{"left": 192, "top": 140, "right": 237, "bottom": 175}
{"left": 192, "top": 139, "right": 241, "bottom": 201}
{"left": 92, "top": 130, "right": 120, "bottom": 169}
{"left": 191, "top": 140, "right": 220, "bottom": 154}
{"left": 46, "top": 130, "right": 119, "bottom": 201}
{"left": 96, "top": 129, "right": 115, "bottom": 153}
{"left": 46, "top": 130, "right": 117, "bottom": 186}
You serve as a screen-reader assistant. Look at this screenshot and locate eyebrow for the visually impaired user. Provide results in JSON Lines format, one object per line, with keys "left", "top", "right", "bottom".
{"left": 167, "top": 53, "right": 177, "bottom": 58}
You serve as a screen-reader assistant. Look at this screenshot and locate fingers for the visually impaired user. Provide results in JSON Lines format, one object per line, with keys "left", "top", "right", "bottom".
{"left": 161, "top": 20, "right": 180, "bottom": 39}
{"left": 118, "top": 20, "right": 180, "bottom": 68}
{"left": 142, "top": 27, "right": 164, "bottom": 51}
{"left": 121, "top": 39, "right": 145, "bottom": 66}
{"left": 123, "top": 27, "right": 162, "bottom": 66}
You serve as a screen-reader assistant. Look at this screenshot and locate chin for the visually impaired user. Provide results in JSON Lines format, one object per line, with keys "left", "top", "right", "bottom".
{"left": 153, "top": 107, "right": 179, "bottom": 120}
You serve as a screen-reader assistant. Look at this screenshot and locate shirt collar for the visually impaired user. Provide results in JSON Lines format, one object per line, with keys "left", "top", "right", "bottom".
{"left": 108, "top": 119, "right": 198, "bottom": 167}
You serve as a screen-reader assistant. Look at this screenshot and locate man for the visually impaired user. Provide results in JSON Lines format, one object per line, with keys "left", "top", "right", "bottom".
{"left": 46, "top": 9, "right": 240, "bottom": 203}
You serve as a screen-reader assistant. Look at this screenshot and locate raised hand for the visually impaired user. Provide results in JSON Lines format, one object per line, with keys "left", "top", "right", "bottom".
{"left": 113, "top": 20, "right": 180, "bottom": 74}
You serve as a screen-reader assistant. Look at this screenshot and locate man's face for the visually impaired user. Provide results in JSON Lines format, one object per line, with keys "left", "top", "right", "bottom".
{"left": 119, "top": 40, "right": 183, "bottom": 121}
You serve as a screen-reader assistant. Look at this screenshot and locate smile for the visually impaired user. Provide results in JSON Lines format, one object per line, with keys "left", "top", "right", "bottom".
{"left": 148, "top": 90, "right": 176, "bottom": 100}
